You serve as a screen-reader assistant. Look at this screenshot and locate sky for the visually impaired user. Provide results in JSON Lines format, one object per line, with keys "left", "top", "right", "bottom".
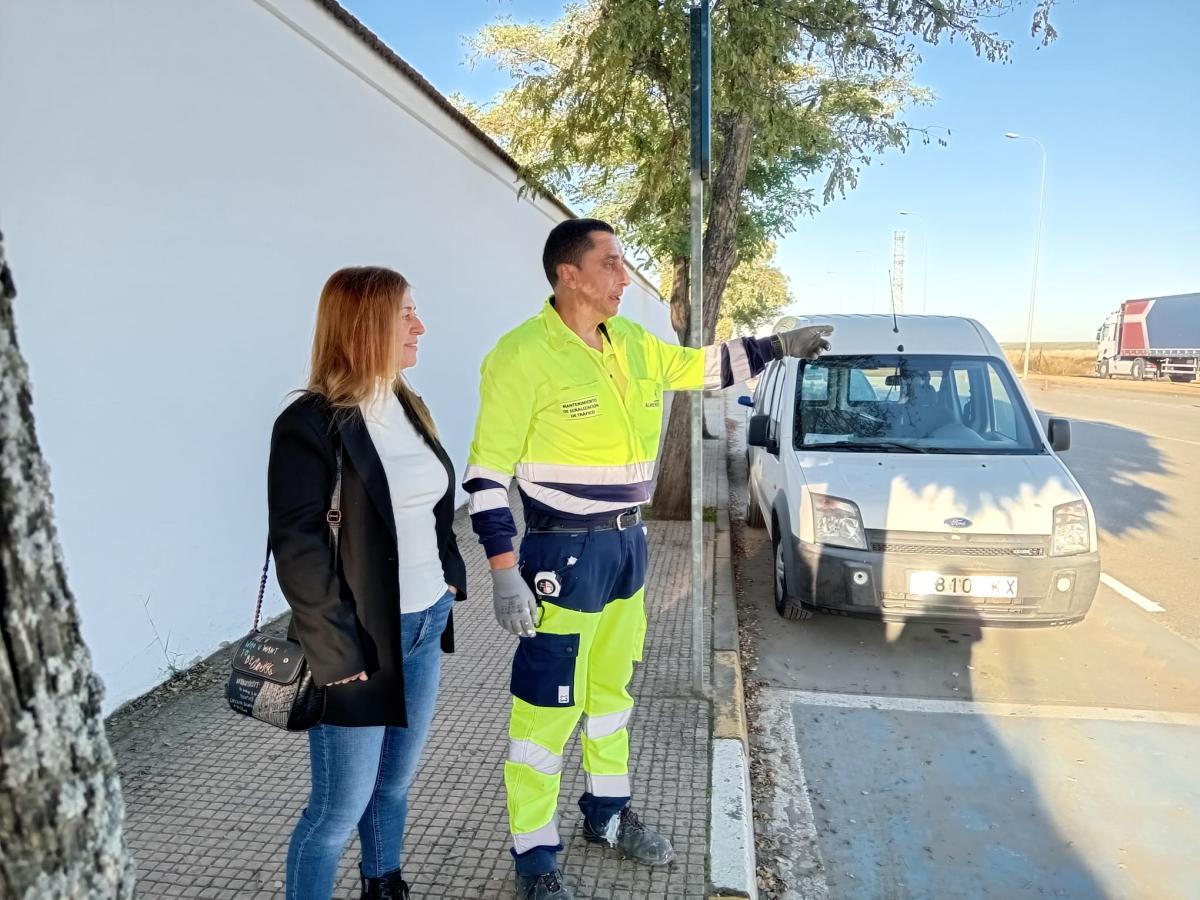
{"left": 340, "top": 1, "right": 1200, "bottom": 342}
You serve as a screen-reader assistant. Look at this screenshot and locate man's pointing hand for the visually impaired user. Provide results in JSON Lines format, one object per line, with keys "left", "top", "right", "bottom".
{"left": 773, "top": 324, "right": 834, "bottom": 360}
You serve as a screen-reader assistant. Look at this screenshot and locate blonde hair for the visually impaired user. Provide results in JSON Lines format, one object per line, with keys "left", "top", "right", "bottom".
{"left": 306, "top": 266, "right": 438, "bottom": 438}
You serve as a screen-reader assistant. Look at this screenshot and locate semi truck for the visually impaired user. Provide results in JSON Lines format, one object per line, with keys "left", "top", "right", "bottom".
{"left": 1095, "top": 292, "right": 1200, "bottom": 382}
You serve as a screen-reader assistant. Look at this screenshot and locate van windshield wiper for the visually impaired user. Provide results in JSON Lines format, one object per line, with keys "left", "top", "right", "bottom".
{"left": 805, "top": 440, "right": 928, "bottom": 453}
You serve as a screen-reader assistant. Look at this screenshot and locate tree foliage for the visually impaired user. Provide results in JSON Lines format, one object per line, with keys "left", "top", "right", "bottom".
{"left": 661, "top": 244, "right": 792, "bottom": 342}
{"left": 464, "top": 0, "right": 1053, "bottom": 289}
{"left": 461, "top": 0, "right": 1057, "bottom": 516}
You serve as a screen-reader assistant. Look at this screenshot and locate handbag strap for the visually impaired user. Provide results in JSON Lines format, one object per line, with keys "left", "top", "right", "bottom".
{"left": 253, "top": 443, "right": 343, "bottom": 632}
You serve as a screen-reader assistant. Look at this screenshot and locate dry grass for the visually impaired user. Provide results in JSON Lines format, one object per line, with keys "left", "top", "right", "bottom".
{"left": 1003, "top": 344, "right": 1096, "bottom": 376}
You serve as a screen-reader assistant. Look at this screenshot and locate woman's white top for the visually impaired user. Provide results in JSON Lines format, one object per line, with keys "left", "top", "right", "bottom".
{"left": 360, "top": 382, "right": 449, "bottom": 614}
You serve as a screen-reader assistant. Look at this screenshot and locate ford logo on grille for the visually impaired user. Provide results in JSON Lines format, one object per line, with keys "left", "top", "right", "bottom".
{"left": 945, "top": 517, "right": 973, "bottom": 529}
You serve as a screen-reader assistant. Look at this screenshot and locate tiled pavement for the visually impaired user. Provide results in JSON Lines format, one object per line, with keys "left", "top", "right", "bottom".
{"left": 108, "top": 397, "right": 724, "bottom": 899}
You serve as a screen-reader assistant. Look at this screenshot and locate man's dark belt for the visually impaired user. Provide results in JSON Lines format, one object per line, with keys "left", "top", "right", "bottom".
{"left": 527, "top": 508, "right": 642, "bottom": 533}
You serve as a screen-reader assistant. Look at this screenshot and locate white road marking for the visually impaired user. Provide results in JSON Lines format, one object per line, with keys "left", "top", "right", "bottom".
{"left": 775, "top": 688, "right": 1200, "bottom": 727}
{"left": 1100, "top": 572, "right": 1165, "bottom": 613}
{"left": 757, "top": 694, "right": 829, "bottom": 900}
{"left": 1131, "top": 430, "right": 1200, "bottom": 448}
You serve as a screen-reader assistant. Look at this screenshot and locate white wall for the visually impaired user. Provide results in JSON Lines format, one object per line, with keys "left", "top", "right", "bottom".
{"left": 0, "top": 0, "right": 674, "bottom": 712}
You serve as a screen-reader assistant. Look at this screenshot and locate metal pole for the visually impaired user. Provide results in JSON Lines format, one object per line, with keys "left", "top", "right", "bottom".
{"left": 1022, "top": 140, "right": 1047, "bottom": 380}
{"left": 689, "top": 1, "right": 710, "bottom": 697}
{"left": 689, "top": 173, "right": 705, "bottom": 697}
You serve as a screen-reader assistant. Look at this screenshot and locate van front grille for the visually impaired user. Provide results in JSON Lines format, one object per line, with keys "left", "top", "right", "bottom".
{"left": 866, "top": 530, "right": 1047, "bottom": 559}
{"left": 871, "top": 542, "right": 1045, "bottom": 558}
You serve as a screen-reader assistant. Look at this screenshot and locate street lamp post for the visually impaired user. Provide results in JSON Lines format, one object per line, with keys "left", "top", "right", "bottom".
{"left": 1005, "top": 132, "right": 1047, "bottom": 380}
{"left": 898, "top": 211, "right": 928, "bottom": 313}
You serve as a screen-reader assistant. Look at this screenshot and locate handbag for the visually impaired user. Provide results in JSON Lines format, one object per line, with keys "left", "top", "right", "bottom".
{"left": 225, "top": 445, "right": 342, "bottom": 731}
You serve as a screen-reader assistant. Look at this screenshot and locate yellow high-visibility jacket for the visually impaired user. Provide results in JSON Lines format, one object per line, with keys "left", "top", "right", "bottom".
{"left": 464, "top": 299, "right": 777, "bottom": 556}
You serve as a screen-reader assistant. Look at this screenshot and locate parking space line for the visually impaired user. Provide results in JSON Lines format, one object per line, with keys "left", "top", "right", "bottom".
{"left": 777, "top": 688, "right": 1200, "bottom": 727}
{"left": 1100, "top": 572, "right": 1165, "bottom": 612}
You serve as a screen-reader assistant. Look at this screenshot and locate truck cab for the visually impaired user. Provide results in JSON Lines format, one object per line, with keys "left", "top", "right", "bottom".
{"left": 1095, "top": 293, "right": 1200, "bottom": 382}
{"left": 1096, "top": 310, "right": 1154, "bottom": 380}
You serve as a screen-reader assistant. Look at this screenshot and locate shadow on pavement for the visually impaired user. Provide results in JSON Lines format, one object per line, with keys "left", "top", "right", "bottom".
{"left": 727, "top": 402, "right": 1111, "bottom": 899}
{"left": 797, "top": 614, "right": 1110, "bottom": 899}
{"left": 1036, "top": 414, "right": 1171, "bottom": 540}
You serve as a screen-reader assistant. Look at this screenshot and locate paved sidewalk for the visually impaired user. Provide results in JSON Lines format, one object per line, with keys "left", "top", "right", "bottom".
{"left": 107, "top": 413, "right": 721, "bottom": 899}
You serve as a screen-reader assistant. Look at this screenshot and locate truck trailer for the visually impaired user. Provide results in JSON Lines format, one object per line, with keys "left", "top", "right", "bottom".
{"left": 1096, "top": 292, "right": 1200, "bottom": 382}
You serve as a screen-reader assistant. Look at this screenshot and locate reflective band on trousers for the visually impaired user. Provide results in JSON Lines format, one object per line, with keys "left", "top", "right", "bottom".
{"left": 584, "top": 708, "right": 632, "bottom": 740}
{"left": 508, "top": 739, "right": 564, "bottom": 776}
{"left": 512, "top": 820, "right": 562, "bottom": 854}
{"left": 585, "top": 773, "right": 632, "bottom": 797}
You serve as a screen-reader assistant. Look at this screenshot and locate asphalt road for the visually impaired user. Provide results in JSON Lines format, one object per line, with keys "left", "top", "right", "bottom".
{"left": 725, "top": 381, "right": 1200, "bottom": 900}
{"left": 1025, "top": 376, "right": 1200, "bottom": 647}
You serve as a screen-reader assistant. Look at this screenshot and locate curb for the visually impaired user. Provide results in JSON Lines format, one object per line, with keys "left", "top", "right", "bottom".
{"left": 708, "top": 395, "right": 759, "bottom": 899}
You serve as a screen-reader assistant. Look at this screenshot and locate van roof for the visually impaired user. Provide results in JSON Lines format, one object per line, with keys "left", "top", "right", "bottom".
{"left": 779, "top": 314, "right": 1004, "bottom": 358}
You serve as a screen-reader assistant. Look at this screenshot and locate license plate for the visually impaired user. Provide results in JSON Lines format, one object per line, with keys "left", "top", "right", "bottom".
{"left": 908, "top": 572, "right": 1019, "bottom": 598}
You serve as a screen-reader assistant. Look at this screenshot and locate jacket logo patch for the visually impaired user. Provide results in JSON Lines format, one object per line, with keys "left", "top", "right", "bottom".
{"left": 561, "top": 396, "right": 600, "bottom": 419}
{"left": 644, "top": 397, "right": 661, "bottom": 409}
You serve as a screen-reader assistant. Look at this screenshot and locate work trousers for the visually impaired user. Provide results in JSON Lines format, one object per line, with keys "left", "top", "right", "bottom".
{"left": 505, "top": 520, "right": 649, "bottom": 877}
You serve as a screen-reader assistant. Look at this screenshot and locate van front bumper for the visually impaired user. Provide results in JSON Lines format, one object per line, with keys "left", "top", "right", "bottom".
{"left": 790, "top": 538, "right": 1100, "bottom": 625}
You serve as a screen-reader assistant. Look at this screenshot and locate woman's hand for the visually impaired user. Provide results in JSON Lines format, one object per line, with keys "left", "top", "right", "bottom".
{"left": 326, "top": 671, "right": 367, "bottom": 686}
{"left": 448, "top": 586, "right": 458, "bottom": 595}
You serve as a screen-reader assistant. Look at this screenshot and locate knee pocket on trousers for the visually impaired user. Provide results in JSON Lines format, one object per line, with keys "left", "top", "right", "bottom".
{"left": 511, "top": 632, "right": 580, "bottom": 707}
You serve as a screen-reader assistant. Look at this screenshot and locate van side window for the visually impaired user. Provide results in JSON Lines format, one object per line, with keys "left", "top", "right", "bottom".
{"left": 754, "top": 363, "right": 778, "bottom": 414}
{"left": 988, "top": 369, "right": 1018, "bottom": 440}
{"left": 765, "top": 362, "right": 787, "bottom": 443}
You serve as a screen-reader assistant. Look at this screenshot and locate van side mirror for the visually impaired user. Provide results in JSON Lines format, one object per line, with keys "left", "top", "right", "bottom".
{"left": 1047, "top": 418, "right": 1071, "bottom": 452}
{"left": 747, "top": 414, "right": 777, "bottom": 453}
{"left": 737, "top": 395, "right": 753, "bottom": 408}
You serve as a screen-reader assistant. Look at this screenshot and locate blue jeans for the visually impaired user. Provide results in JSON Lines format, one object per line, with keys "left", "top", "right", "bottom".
{"left": 285, "top": 590, "right": 453, "bottom": 899}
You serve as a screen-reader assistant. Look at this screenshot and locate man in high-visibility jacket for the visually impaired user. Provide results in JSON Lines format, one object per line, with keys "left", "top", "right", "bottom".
{"left": 465, "top": 218, "right": 832, "bottom": 900}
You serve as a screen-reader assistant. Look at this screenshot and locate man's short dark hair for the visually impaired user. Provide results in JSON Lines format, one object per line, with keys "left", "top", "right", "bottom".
{"left": 542, "top": 218, "right": 615, "bottom": 287}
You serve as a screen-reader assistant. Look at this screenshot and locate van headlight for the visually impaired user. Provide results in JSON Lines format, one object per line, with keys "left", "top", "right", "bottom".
{"left": 1052, "top": 501, "right": 1090, "bottom": 556}
{"left": 812, "top": 494, "right": 867, "bottom": 550}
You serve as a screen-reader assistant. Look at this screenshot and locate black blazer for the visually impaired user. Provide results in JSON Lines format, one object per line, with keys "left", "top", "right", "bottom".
{"left": 267, "top": 390, "right": 467, "bottom": 727}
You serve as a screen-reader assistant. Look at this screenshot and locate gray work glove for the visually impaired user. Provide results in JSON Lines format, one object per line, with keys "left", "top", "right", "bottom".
{"left": 491, "top": 565, "right": 538, "bottom": 637}
{"left": 773, "top": 324, "right": 834, "bottom": 360}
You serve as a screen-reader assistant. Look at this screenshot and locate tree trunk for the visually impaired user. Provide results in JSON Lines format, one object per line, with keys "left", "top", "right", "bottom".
{"left": 651, "top": 113, "right": 756, "bottom": 518}
{"left": 701, "top": 113, "right": 755, "bottom": 341}
{"left": 0, "top": 230, "right": 136, "bottom": 898}
{"left": 661, "top": 256, "right": 717, "bottom": 442}
{"left": 650, "top": 393, "right": 695, "bottom": 519}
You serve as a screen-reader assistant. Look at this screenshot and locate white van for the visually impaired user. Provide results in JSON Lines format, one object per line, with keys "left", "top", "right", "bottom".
{"left": 743, "top": 314, "right": 1099, "bottom": 626}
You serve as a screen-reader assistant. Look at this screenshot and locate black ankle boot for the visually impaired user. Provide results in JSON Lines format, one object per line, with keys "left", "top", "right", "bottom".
{"left": 361, "top": 868, "right": 411, "bottom": 900}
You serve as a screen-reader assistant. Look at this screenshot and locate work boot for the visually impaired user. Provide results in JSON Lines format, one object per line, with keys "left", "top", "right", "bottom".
{"left": 361, "top": 868, "right": 410, "bottom": 900}
{"left": 515, "top": 869, "right": 574, "bottom": 899}
{"left": 582, "top": 806, "right": 675, "bottom": 865}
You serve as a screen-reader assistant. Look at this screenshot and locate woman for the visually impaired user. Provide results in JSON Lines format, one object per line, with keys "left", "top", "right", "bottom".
{"left": 268, "top": 267, "right": 467, "bottom": 900}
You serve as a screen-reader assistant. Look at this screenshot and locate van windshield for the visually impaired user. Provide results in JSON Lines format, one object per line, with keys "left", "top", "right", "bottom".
{"left": 794, "top": 355, "right": 1042, "bottom": 454}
